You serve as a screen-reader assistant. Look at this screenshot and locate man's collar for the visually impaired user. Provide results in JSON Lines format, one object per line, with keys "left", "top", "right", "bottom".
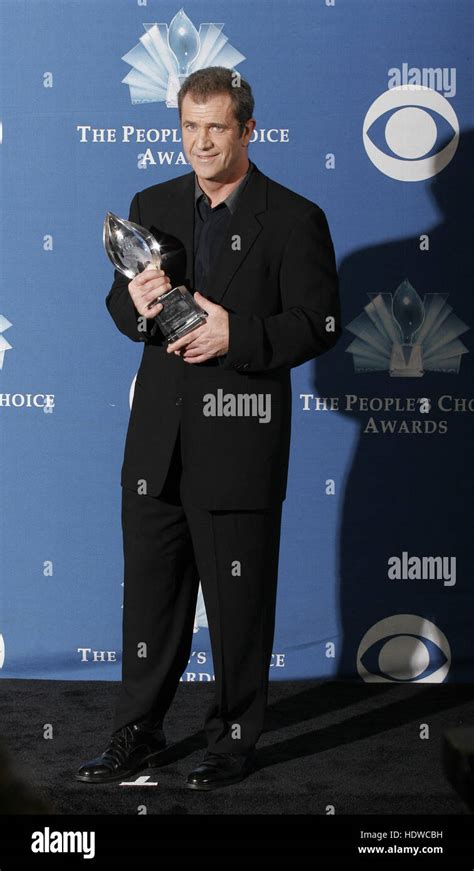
{"left": 194, "top": 160, "right": 254, "bottom": 214}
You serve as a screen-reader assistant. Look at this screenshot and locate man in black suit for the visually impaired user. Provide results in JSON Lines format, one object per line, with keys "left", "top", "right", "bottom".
{"left": 76, "top": 67, "right": 341, "bottom": 790}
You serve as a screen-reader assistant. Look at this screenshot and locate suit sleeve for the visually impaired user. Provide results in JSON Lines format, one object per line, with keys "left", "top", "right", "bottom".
{"left": 105, "top": 192, "right": 162, "bottom": 343}
{"left": 220, "top": 205, "right": 342, "bottom": 372}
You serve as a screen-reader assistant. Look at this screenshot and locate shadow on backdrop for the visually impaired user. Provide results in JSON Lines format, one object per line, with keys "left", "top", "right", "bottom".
{"left": 312, "top": 129, "right": 474, "bottom": 682}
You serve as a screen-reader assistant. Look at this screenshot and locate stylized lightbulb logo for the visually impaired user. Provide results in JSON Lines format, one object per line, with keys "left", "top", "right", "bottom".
{"left": 122, "top": 8, "right": 245, "bottom": 109}
{"left": 392, "top": 280, "right": 425, "bottom": 344}
{"left": 167, "top": 8, "right": 200, "bottom": 78}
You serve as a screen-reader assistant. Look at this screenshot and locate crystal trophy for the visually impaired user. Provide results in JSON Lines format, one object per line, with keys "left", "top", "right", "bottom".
{"left": 103, "top": 211, "right": 208, "bottom": 343}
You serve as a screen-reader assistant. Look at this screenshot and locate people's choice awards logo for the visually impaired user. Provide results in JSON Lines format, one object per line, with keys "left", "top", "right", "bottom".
{"left": 363, "top": 85, "right": 459, "bottom": 181}
{"left": 0, "top": 314, "right": 13, "bottom": 369}
{"left": 122, "top": 7, "right": 245, "bottom": 108}
{"left": 345, "top": 279, "right": 469, "bottom": 377}
{"left": 357, "top": 615, "right": 451, "bottom": 683}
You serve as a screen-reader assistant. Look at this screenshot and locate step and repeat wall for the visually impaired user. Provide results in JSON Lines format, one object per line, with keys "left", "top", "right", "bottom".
{"left": 1, "top": 0, "right": 472, "bottom": 684}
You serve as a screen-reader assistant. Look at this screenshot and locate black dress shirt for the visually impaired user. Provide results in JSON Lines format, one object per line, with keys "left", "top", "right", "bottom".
{"left": 193, "top": 160, "right": 253, "bottom": 296}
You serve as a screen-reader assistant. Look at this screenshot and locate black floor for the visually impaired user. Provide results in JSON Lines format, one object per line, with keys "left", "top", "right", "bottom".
{"left": 1, "top": 678, "right": 473, "bottom": 815}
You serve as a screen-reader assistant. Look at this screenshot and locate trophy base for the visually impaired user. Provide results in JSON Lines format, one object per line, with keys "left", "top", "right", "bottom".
{"left": 154, "top": 285, "right": 208, "bottom": 344}
{"left": 165, "top": 314, "right": 208, "bottom": 344}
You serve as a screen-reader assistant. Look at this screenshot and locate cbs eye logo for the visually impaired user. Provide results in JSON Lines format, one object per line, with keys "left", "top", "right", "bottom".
{"left": 363, "top": 85, "right": 459, "bottom": 181}
{"left": 357, "top": 615, "right": 451, "bottom": 683}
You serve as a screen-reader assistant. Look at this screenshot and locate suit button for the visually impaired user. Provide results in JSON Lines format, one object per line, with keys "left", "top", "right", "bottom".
{"left": 175, "top": 396, "right": 182, "bottom": 406}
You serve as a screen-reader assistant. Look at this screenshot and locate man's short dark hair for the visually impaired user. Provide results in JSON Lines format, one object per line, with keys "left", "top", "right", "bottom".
{"left": 177, "top": 67, "right": 254, "bottom": 135}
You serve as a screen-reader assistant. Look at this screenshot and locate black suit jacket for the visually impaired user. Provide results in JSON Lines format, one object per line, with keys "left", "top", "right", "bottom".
{"left": 106, "top": 162, "right": 342, "bottom": 509}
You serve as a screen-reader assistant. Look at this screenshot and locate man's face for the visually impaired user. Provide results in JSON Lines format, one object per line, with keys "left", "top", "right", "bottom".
{"left": 181, "top": 92, "right": 254, "bottom": 182}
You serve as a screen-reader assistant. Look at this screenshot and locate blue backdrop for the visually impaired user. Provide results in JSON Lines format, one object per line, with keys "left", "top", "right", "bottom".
{"left": 1, "top": 0, "right": 472, "bottom": 685}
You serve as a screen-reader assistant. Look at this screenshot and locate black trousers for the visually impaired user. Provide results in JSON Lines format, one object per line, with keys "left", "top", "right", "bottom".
{"left": 112, "top": 428, "right": 283, "bottom": 755}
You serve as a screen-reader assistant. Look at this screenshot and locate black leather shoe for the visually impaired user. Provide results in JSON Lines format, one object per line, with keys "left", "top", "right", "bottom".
{"left": 74, "top": 720, "right": 167, "bottom": 784}
{"left": 185, "top": 750, "right": 257, "bottom": 790}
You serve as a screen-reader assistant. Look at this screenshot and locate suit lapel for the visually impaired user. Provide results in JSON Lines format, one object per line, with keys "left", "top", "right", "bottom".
{"left": 148, "top": 164, "right": 268, "bottom": 303}
{"left": 204, "top": 165, "right": 268, "bottom": 306}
